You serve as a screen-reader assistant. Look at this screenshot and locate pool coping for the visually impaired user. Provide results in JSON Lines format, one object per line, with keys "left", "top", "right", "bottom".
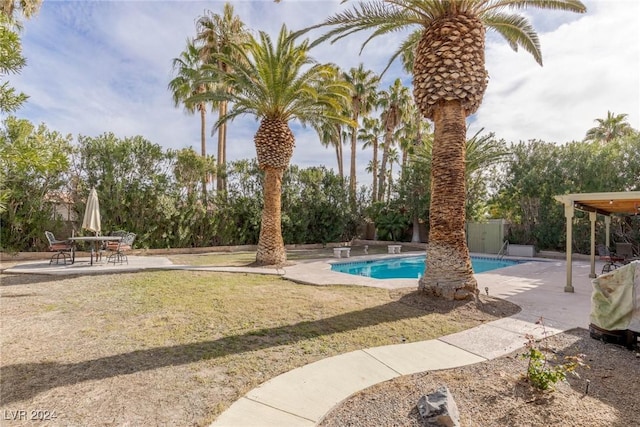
{"left": 281, "top": 251, "right": 546, "bottom": 290}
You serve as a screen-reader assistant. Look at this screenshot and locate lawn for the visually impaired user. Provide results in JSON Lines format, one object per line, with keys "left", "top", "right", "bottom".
{"left": 0, "top": 256, "right": 516, "bottom": 426}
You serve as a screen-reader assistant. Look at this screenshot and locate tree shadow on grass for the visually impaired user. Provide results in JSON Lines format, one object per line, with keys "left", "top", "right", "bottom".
{"left": 0, "top": 292, "right": 519, "bottom": 405}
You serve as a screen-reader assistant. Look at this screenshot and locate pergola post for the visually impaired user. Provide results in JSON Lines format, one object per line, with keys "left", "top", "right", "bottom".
{"left": 604, "top": 215, "right": 611, "bottom": 249}
{"left": 564, "top": 203, "right": 575, "bottom": 293}
{"left": 589, "top": 211, "right": 597, "bottom": 278}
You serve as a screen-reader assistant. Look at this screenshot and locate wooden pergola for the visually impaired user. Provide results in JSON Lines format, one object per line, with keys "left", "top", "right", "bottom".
{"left": 554, "top": 191, "right": 640, "bottom": 292}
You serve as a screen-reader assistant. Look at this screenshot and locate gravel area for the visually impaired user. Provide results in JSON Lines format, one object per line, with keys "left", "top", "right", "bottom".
{"left": 320, "top": 328, "right": 640, "bottom": 427}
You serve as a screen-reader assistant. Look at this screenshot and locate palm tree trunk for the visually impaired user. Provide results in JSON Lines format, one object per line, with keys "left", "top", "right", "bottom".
{"left": 334, "top": 124, "right": 343, "bottom": 180}
{"left": 221, "top": 99, "right": 229, "bottom": 192}
{"left": 256, "top": 166, "right": 286, "bottom": 265}
{"left": 349, "top": 123, "right": 357, "bottom": 209}
{"left": 371, "top": 141, "right": 378, "bottom": 203}
{"left": 216, "top": 102, "right": 226, "bottom": 193}
{"left": 335, "top": 143, "right": 342, "bottom": 179}
{"left": 200, "top": 105, "right": 208, "bottom": 200}
{"left": 378, "top": 130, "right": 391, "bottom": 202}
{"left": 419, "top": 100, "right": 477, "bottom": 300}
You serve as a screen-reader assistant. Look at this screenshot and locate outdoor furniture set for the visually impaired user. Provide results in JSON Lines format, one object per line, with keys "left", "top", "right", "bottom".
{"left": 46, "top": 230, "right": 136, "bottom": 266}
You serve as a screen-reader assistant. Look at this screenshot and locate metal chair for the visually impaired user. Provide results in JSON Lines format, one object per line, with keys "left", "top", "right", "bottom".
{"left": 106, "top": 232, "right": 136, "bottom": 265}
{"left": 598, "top": 244, "right": 624, "bottom": 274}
{"left": 99, "top": 230, "right": 128, "bottom": 261}
{"left": 45, "top": 231, "right": 73, "bottom": 265}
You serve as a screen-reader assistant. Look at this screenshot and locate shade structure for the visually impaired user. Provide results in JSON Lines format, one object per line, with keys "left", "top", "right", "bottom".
{"left": 82, "top": 188, "right": 101, "bottom": 235}
{"left": 554, "top": 191, "right": 640, "bottom": 292}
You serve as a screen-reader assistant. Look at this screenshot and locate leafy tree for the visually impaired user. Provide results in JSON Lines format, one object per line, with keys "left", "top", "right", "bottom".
{"left": 298, "top": 0, "right": 586, "bottom": 300}
{"left": 281, "top": 165, "right": 353, "bottom": 244}
{"left": 0, "top": 117, "right": 73, "bottom": 250}
{"left": 73, "top": 133, "right": 175, "bottom": 247}
{"left": 173, "top": 147, "right": 216, "bottom": 199}
{"left": 215, "top": 159, "right": 264, "bottom": 245}
{"left": 192, "top": 25, "right": 351, "bottom": 265}
{"left": 0, "top": 0, "right": 41, "bottom": 113}
{"left": 0, "top": 14, "right": 27, "bottom": 114}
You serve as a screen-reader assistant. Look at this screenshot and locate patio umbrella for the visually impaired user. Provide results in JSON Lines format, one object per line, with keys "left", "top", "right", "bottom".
{"left": 82, "top": 188, "right": 101, "bottom": 235}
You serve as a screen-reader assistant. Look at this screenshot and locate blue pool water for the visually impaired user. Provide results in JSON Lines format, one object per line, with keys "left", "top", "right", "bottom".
{"left": 331, "top": 255, "right": 522, "bottom": 279}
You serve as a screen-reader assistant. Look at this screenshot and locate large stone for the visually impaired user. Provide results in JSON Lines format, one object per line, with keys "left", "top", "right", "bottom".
{"left": 417, "top": 386, "right": 460, "bottom": 427}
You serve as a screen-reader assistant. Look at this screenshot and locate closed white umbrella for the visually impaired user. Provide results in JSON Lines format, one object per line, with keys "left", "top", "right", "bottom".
{"left": 82, "top": 188, "right": 101, "bottom": 235}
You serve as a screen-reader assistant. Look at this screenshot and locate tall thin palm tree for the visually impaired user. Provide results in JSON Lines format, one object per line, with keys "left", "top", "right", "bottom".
{"left": 313, "top": 68, "right": 351, "bottom": 182}
{"left": 169, "top": 39, "right": 209, "bottom": 159}
{"left": 584, "top": 111, "right": 635, "bottom": 143}
{"left": 196, "top": 3, "right": 250, "bottom": 193}
{"left": 192, "top": 25, "right": 351, "bottom": 266}
{"left": 343, "top": 64, "right": 379, "bottom": 208}
{"left": 377, "top": 78, "right": 411, "bottom": 202}
{"left": 297, "top": 0, "right": 586, "bottom": 300}
{"left": 314, "top": 121, "right": 345, "bottom": 180}
{"left": 358, "top": 116, "right": 383, "bottom": 201}
{"left": 168, "top": 39, "right": 212, "bottom": 199}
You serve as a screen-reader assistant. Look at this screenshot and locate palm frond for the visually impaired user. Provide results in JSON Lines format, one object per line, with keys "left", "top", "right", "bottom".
{"left": 293, "top": 1, "right": 417, "bottom": 49}
{"left": 484, "top": 12, "right": 542, "bottom": 65}
{"left": 482, "top": 0, "right": 586, "bottom": 14}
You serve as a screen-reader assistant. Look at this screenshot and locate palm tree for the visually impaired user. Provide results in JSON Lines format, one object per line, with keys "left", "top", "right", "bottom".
{"left": 192, "top": 25, "right": 350, "bottom": 265}
{"left": 168, "top": 39, "right": 212, "bottom": 199}
{"left": 358, "top": 116, "right": 383, "bottom": 201}
{"left": 298, "top": 0, "right": 586, "bottom": 300}
{"left": 584, "top": 111, "right": 635, "bottom": 143}
{"left": 313, "top": 69, "right": 351, "bottom": 182}
{"left": 314, "top": 121, "right": 345, "bottom": 180}
{"left": 169, "top": 39, "right": 210, "bottom": 159}
{"left": 377, "top": 78, "right": 411, "bottom": 201}
{"left": 195, "top": 3, "right": 250, "bottom": 193}
{"left": 343, "top": 64, "right": 379, "bottom": 208}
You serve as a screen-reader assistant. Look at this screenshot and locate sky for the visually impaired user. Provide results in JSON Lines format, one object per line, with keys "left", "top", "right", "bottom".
{"left": 10, "top": 0, "right": 640, "bottom": 184}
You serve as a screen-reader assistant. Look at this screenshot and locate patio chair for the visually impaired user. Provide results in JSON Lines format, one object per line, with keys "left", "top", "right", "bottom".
{"left": 98, "top": 230, "right": 128, "bottom": 261}
{"left": 45, "top": 231, "right": 73, "bottom": 265}
{"left": 106, "top": 232, "right": 136, "bottom": 265}
{"left": 598, "top": 244, "right": 624, "bottom": 274}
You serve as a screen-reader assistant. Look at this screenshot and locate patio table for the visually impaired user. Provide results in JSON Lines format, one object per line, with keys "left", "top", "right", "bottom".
{"left": 67, "top": 236, "right": 122, "bottom": 266}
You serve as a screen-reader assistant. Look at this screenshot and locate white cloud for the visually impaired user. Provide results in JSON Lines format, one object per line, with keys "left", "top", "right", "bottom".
{"left": 472, "top": 0, "right": 640, "bottom": 143}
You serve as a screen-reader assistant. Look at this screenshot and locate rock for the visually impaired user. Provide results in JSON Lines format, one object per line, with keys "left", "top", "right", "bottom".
{"left": 417, "top": 386, "right": 460, "bottom": 427}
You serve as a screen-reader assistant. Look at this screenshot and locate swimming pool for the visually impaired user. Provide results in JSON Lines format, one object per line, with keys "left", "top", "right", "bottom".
{"left": 331, "top": 255, "right": 522, "bottom": 279}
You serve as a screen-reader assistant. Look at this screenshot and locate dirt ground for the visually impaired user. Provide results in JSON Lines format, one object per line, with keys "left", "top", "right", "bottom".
{"left": 321, "top": 328, "right": 640, "bottom": 427}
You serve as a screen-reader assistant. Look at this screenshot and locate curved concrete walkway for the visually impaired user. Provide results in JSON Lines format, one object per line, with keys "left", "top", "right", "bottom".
{"left": 212, "top": 258, "right": 594, "bottom": 427}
